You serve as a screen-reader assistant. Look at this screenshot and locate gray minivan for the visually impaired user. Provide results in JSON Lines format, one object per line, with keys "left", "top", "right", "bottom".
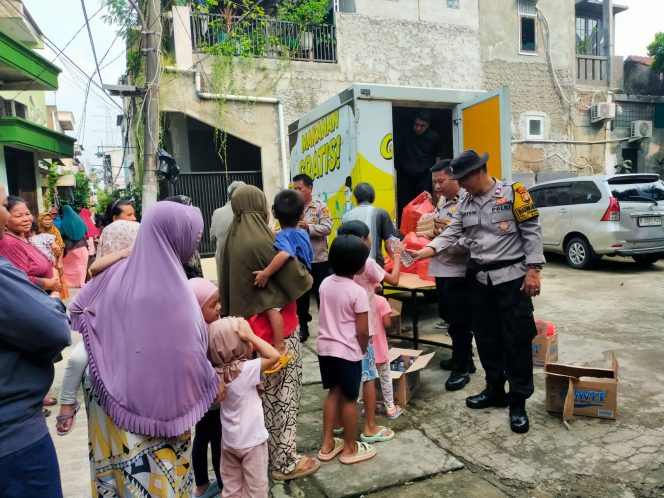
{"left": 529, "top": 174, "right": 664, "bottom": 269}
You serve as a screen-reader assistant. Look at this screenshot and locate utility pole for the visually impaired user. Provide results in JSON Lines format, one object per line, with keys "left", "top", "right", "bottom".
{"left": 141, "top": 0, "right": 162, "bottom": 211}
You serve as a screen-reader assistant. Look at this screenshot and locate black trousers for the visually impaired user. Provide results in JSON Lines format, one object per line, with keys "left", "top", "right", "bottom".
{"left": 192, "top": 409, "right": 222, "bottom": 487}
{"left": 470, "top": 275, "right": 536, "bottom": 404}
{"left": 296, "top": 261, "right": 331, "bottom": 332}
{"left": 435, "top": 276, "right": 474, "bottom": 373}
{"left": 397, "top": 170, "right": 432, "bottom": 223}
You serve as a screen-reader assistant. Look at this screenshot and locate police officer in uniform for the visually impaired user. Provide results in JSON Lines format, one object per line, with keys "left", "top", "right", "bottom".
{"left": 412, "top": 150, "right": 544, "bottom": 433}
{"left": 292, "top": 173, "right": 333, "bottom": 342}
{"left": 425, "top": 159, "right": 475, "bottom": 391}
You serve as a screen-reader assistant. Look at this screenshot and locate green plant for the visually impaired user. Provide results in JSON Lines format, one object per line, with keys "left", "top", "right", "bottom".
{"left": 97, "top": 182, "right": 143, "bottom": 220}
{"left": 279, "top": 0, "right": 330, "bottom": 28}
{"left": 614, "top": 159, "right": 633, "bottom": 174}
{"left": 647, "top": 32, "right": 664, "bottom": 74}
{"left": 64, "top": 172, "right": 93, "bottom": 211}
{"left": 44, "top": 161, "right": 61, "bottom": 208}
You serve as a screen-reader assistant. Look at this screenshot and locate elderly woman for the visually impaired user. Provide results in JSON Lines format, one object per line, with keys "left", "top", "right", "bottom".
{"left": 71, "top": 202, "right": 218, "bottom": 496}
{"left": 0, "top": 196, "right": 61, "bottom": 294}
{"left": 59, "top": 205, "right": 89, "bottom": 288}
{"left": 38, "top": 211, "right": 69, "bottom": 300}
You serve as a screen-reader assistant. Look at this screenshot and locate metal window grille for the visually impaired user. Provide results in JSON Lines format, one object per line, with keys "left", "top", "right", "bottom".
{"left": 614, "top": 103, "right": 655, "bottom": 128}
{"left": 517, "top": 0, "right": 536, "bottom": 16}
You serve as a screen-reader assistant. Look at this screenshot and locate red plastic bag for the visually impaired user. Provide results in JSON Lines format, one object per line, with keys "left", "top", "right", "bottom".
{"left": 400, "top": 192, "right": 435, "bottom": 235}
{"left": 384, "top": 232, "right": 435, "bottom": 282}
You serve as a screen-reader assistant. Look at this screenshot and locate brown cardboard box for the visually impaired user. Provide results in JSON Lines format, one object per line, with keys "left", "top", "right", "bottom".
{"left": 532, "top": 332, "right": 558, "bottom": 366}
{"left": 386, "top": 348, "right": 435, "bottom": 406}
{"left": 544, "top": 353, "right": 619, "bottom": 420}
{"left": 388, "top": 298, "right": 402, "bottom": 336}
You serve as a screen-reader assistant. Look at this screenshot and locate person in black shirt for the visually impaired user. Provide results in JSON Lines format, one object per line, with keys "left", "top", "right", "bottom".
{"left": 395, "top": 110, "right": 441, "bottom": 219}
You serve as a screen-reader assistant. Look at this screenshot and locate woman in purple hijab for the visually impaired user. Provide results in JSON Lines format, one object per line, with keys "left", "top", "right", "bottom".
{"left": 71, "top": 202, "right": 218, "bottom": 497}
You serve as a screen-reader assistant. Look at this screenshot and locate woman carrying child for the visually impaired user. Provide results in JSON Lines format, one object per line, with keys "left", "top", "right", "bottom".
{"left": 337, "top": 220, "right": 401, "bottom": 442}
{"left": 218, "top": 185, "right": 320, "bottom": 481}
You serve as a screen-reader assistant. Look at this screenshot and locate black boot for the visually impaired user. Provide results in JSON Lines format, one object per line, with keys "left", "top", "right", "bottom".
{"left": 445, "top": 371, "right": 470, "bottom": 391}
{"left": 465, "top": 388, "right": 508, "bottom": 409}
{"left": 442, "top": 355, "right": 477, "bottom": 373}
{"left": 299, "top": 327, "right": 309, "bottom": 343}
{"left": 439, "top": 357, "right": 453, "bottom": 370}
{"left": 509, "top": 405, "right": 529, "bottom": 433}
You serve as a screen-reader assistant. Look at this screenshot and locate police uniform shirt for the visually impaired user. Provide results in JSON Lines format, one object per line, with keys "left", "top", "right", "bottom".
{"left": 428, "top": 180, "right": 545, "bottom": 285}
{"left": 428, "top": 188, "right": 470, "bottom": 278}
{"left": 303, "top": 199, "right": 333, "bottom": 263}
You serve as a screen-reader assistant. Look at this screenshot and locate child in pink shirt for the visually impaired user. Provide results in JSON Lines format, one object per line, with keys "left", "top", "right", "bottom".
{"left": 207, "top": 317, "right": 280, "bottom": 498}
{"left": 317, "top": 234, "right": 375, "bottom": 465}
{"left": 373, "top": 295, "right": 403, "bottom": 419}
{"left": 337, "top": 221, "right": 401, "bottom": 443}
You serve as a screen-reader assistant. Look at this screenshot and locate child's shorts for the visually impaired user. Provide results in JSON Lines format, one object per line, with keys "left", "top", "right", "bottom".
{"left": 361, "top": 338, "right": 379, "bottom": 383}
{"left": 319, "top": 355, "right": 362, "bottom": 400}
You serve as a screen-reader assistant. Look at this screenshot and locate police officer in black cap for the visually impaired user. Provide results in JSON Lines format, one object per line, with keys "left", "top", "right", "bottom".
{"left": 410, "top": 149, "right": 544, "bottom": 434}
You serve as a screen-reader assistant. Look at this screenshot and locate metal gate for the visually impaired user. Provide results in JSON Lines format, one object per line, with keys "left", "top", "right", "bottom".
{"left": 160, "top": 170, "right": 263, "bottom": 256}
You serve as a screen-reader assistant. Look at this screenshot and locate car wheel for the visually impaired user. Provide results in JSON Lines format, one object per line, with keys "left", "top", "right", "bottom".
{"left": 632, "top": 255, "right": 659, "bottom": 266}
{"left": 565, "top": 237, "right": 594, "bottom": 270}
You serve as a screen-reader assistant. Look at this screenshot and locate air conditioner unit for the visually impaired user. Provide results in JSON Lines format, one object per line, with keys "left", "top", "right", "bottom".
{"left": 589, "top": 102, "right": 616, "bottom": 123}
{"left": 629, "top": 120, "right": 653, "bottom": 141}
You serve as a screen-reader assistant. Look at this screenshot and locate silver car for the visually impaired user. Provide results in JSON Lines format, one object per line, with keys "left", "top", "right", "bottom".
{"left": 529, "top": 174, "right": 664, "bottom": 269}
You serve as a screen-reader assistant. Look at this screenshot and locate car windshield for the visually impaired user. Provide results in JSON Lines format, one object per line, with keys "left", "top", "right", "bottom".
{"left": 609, "top": 179, "right": 664, "bottom": 203}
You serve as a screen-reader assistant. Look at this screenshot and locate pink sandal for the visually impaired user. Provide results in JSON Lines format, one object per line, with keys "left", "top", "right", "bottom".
{"left": 56, "top": 401, "right": 80, "bottom": 436}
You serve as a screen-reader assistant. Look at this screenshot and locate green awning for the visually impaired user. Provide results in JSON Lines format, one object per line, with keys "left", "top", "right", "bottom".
{"left": 0, "top": 116, "right": 75, "bottom": 157}
{"left": 0, "top": 28, "right": 60, "bottom": 91}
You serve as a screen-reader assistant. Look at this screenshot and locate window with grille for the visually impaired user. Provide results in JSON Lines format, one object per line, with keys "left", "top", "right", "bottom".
{"left": 447, "top": 0, "right": 459, "bottom": 8}
{"left": 518, "top": 0, "right": 537, "bottom": 53}
{"left": 576, "top": 17, "right": 602, "bottom": 55}
{"left": 614, "top": 103, "right": 655, "bottom": 128}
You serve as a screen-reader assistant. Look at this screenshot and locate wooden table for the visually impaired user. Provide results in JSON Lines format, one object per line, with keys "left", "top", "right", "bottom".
{"left": 384, "top": 273, "right": 451, "bottom": 350}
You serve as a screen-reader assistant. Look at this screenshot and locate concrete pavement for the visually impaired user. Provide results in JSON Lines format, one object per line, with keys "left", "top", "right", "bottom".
{"left": 46, "top": 257, "right": 664, "bottom": 497}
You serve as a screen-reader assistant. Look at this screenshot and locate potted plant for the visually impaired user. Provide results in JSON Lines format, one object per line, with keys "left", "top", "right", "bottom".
{"left": 279, "top": 0, "right": 330, "bottom": 59}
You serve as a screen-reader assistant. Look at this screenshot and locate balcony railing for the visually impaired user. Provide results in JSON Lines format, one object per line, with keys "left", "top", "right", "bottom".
{"left": 191, "top": 13, "right": 337, "bottom": 63}
{"left": 576, "top": 54, "right": 607, "bottom": 83}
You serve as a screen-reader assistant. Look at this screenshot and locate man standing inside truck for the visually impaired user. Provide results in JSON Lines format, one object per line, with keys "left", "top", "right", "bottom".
{"left": 410, "top": 150, "right": 544, "bottom": 434}
{"left": 292, "top": 173, "right": 333, "bottom": 342}
{"left": 395, "top": 110, "right": 441, "bottom": 219}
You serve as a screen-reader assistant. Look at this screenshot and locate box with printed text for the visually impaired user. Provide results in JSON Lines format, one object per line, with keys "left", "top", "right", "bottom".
{"left": 532, "top": 319, "right": 558, "bottom": 366}
{"left": 385, "top": 347, "right": 435, "bottom": 406}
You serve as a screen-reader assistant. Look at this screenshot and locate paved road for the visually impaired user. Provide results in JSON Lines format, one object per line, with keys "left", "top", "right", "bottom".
{"left": 46, "top": 257, "right": 664, "bottom": 497}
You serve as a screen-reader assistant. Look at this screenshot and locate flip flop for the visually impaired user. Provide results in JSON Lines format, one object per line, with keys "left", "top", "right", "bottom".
{"left": 386, "top": 406, "right": 404, "bottom": 420}
{"left": 263, "top": 351, "right": 296, "bottom": 375}
{"left": 271, "top": 456, "right": 320, "bottom": 481}
{"left": 360, "top": 426, "right": 395, "bottom": 443}
{"left": 333, "top": 427, "right": 344, "bottom": 436}
{"left": 42, "top": 408, "right": 51, "bottom": 417}
{"left": 339, "top": 442, "right": 376, "bottom": 465}
{"left": 317, "top": 437, "right": 344, "bottom": 462}
{"left": 56, "top": 401, "right": 81, "bottom": 436}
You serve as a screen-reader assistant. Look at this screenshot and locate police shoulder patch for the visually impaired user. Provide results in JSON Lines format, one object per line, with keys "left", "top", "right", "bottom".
{"left": 511, "top": 182, "right": 539, "bottom": 223}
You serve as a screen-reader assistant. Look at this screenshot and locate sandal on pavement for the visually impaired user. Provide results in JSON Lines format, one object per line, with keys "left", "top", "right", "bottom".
{"left": 333, "top": 427, "right": 344, "bottom": 436}
{"left": 386, "top": 406, "right": 404, "bottom": 420}
{"left": 271, "top": 456, "right": 320, "bottom": 481}
{"left": 360, "top": 426, "right": 395, "bottom": 443}
{"left": 339, "top": 442, "right": 376, "bottom": 465}
{"left": 317, "top": 437, "right": 344, "bottom": 462}
{"left": 56, "top": 401, "right": 81, "bottom": 436}
{"left": 263, "top": 351, "right": 296, "bottom": 375}
{"left": 195, "top": 479, "right": 221, "bottom": 498}
{"left": 42, "top": 408, "right": 51, "bottom": 417}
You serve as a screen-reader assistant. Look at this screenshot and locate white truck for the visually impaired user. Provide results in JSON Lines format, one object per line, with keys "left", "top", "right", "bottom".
{"left": 288, "top": 83, "right": 512, "bottom": 227}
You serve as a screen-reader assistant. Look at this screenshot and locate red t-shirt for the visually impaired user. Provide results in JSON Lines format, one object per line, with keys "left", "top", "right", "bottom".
{"left": 247, "top": 301, "right": 298, "bottom": 345}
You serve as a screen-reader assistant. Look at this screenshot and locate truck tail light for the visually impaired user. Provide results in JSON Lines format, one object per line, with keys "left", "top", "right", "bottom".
{"left": 601, "top": 197, "right": 620, "bottom": 221}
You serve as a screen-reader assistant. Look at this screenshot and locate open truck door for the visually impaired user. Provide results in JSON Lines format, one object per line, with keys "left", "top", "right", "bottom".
{"left": 454, "top": 85, "right": 511, "bottom": 181}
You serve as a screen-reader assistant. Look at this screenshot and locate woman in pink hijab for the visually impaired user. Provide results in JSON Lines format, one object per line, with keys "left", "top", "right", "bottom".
{"left": 71, "top": 202, "right": 218, "bottom": 496}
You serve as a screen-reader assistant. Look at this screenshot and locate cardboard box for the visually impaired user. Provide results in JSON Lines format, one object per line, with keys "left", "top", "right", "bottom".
{"left": 532, "top": 332, "right": 558, "bottom": 366}
{"left": 388, "top": 298, "right": 402, "bottom": 336}
{"left": 544, "top": 353, "right": 619, "bottom": 420}
{"left": 532, "top": 319, "right": 558, "bottom": 366}
{"left": 386, "top": 348, "right": 435, "bottom": 406}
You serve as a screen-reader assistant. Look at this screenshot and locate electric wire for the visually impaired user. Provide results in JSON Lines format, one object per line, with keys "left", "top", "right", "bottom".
{"left": 80, "top": 0, "right": 105, "bottom": 88}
